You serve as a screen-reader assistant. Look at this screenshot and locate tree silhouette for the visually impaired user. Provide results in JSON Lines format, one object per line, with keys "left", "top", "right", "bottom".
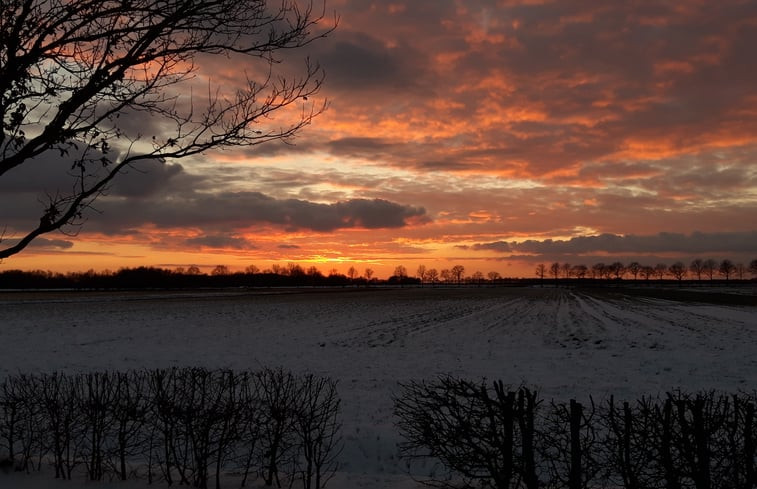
{"left": 703, "top": 259, "right": 717, "bottom": 281}
{"left": 470, "top": 271, "right": 484, "bottom": 285}
{"left": 451, "top": 265, "right": 465, "bottom": 284}
{"left": 641, "top": 265, "right": 654, "bottom": 281}
{"left": 393, "top": 265, "right": 408, "bottom": 279}
{"left": 0, "top": 0, "right": 334, "bottom": 258}
{"left": 550, "top": 262, "right": 560, "bottom": 281}
{"left": 571, "top": 264, "right": 588, "bottom": 279}
{"left": 667, "top": 262, "right": 686, "bottom": 284}
{"left": 535, "top": 264, "right": 547, "bottom": 285}
{"left": 654, "top": 263, "right": 667, "bottom": 281}
{"left": 626, "top": 262, "right": 641, "bottom": 280}
{"left": 750, "top": 259, "right": 757, "bottom": 277}
{"left": 719, "top": 259, "right": 736, "bottom": 281}
{"left": 347, "top": 266, "right": 358, "bottom": 281}
{"left": 416, "top": 265, "right": 427, "bottom": 284}
{"left": 211, "top": 265, "right": 229, "bottom": 276}
{"left": 689, "top": 259, "right": 705, "bottom": 281}
{"left": 609, "top": 261, "right": 625, "bottom": 280}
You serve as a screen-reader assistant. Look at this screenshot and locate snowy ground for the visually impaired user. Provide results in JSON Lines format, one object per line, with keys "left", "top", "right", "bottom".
{"left": 1, "top": 286, "right": 756, "bottom": 488}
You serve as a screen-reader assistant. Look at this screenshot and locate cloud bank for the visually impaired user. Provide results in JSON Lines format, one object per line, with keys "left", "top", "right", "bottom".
{"left": 471, "top": 231, "right": 757, "bottom": 256}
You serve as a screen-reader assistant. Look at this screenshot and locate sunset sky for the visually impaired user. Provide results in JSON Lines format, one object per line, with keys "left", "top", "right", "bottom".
{"left": 3, "top": 0, "right": 757, "bottom": 278}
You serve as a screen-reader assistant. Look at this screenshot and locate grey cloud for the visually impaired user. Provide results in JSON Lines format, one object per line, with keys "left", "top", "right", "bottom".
{"left": 471, "top": 241, "right": 512, "bottom": 253}
{"left": 109, "top": 160, "right": 187, "bottom": 198}
{"left": 94, "top": 192, "right": 429, "bottom": 233}
{"left": 0, "top": 148, "right": 177, "bottom": 199}
{"left": 472, "top": 231, "right": 757, "bottom": 256}
{"left": 316, "top": 32, "right": 422, "bottom": 91}
{"left": 4, "top": 237, "right": 75, "bottom": 250}
{"left": 184, "top": 235, "right": 257, "bottom": 250}
{"left": 28, "top": 237, "right": 75, "bottom": 250}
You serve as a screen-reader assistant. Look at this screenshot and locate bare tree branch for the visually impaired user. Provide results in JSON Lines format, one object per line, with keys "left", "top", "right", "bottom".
{"left": 0, "top": 0, "right": 336, "bottom": 258}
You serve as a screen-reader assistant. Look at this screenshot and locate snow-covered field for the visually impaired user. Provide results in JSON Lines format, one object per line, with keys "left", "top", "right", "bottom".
{"left": 1, "top": 286, "right": 756, "bottom": 488}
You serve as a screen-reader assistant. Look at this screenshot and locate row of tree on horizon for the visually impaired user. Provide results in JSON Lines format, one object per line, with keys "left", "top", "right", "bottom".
{"left": 536, "top": 258, "right": 757, "bottom": 283}
{"left": 1, "top": 257, "right": 756, "bottom": 289}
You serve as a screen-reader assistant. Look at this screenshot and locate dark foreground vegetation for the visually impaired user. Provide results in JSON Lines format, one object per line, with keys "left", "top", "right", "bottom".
{"left": 5, "top": 368, "right": 757, "bottom": 489}
{"left": 0, "top": 266, "right": 420, "bottom": 289}
{"left": 395, "top": 377, "right": 757, "bottom": 489}
{"left": 0, "top": 368, "right": 341, "bottom": 489}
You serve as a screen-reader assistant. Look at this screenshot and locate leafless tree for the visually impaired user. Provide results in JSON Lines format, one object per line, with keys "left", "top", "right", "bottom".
{"left": 626, "top": 262, "right": 641, "bottom": 280}
{"left": 245, "top": 264, "right": 260, "bottom": 275}
{"left": 654, "top": 263, "right": 667, "bottom": 281}
{"left": 363, "top": 268, "right": 374, "bottom": 281}
{"left": 734, "top": 263, "right": 747, "bottom": 280}
{"left": 293, "top": 375, "right": 342, "bottom": 489}
{"left": 287, "top": 263, "right": 306, "bottom": 278}
{"left": 470, "top": 271, "right": 484, "bottom": 285}
{"left": 535, "top": 263, "right": 547, "bottom": 283}
{"left": 426, "top": 268, "right": 438, "bottom": 285}
{"left": 0, "top": 0, "right": 335, "bottom": 258}
{"left": 571, "top": 264, "right": 588, "bottom": 279}
{"left": 395, "top": 377, "right": 542, "bottom": 489}
{"left": 393, "top": 265, "right": 408, "bottom": 280}
{"left": 609, "top": 262, "right": 625, "bottom": 280}
{"left": 211, "top": 265, "right": 229, "bottom": 276}
{"left": 667, "top": 262, "right": 687, "bottom": 283}
{"left": 451, "top": 265, "right": 465, "bottom": 284}
{"left": 703, "top": 259, "right": 717, "bottom": 281}
{"left": 591, "top": 263, "right": 605, "bottom": 280}
{"left": 749, "top": 259, "right": 757, "bottom": 277}
{"left": 346, "top": 266, "right": 358, "bottom": 281}
{"left": 550, "top": 262, "right": 561, "bottom": 281}
{"left": 561, "top": 262, "right": 572, "bottom": 279}
{"left": 416, "top": 264, "right": 427, "bottom": 284}
{"left": 641, "top": 266, "right": 655, "bottom": 281}
{"left": 487, "top": 271, "right": 501, "bottom": 282}
{"left": 689, "top": 259, "right": 705, "bottom": 281}
{"left": 440, "top": 269, "right": 451, "bottom": 283}
{"left": 719, "top": 259, "right": 736, "bottom": 281}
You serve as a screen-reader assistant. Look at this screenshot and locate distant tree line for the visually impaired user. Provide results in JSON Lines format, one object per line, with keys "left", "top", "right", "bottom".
{"left": 537, "top": 258, "right": 757, "bottom": 284}
{"left": 1, "top": 258, "right": 755, "bottom": 290}
{"left": 0, "top": 264, "right": 370, "bottom": 289}
{"left": 395, "top": 377, "right": 757, "bottom": 489}
{"left": 0, "top": 368, "right": 341, "bottom": 489}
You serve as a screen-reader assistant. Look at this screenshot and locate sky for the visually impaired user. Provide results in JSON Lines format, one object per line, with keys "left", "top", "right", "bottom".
{"left": 2, "top": 0, "right": 757, "bottom": 279}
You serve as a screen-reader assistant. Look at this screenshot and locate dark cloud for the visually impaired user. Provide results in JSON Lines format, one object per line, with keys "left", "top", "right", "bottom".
{"left": 109, "top": 160, "right": 187, "bottom": 198}
{"left": 0, "top": 148, "right": 179, "bottom": 199}
{"left": 28, "top": 237, "right": 75, "bottom": 250}
{"left": 4, "top": 237, "right": 75, "bottom": 251}
{"left": 472, "top": 231, "right": 757, "bottom": 256}
{"left": 92, "top": 192, "right": 428, "bottom": 234}
{"left": 301, "top": 0, "right": 757, "bottom": 184}
{"left": 471, "top": 241, "right": 512, "bottom": 253}
{"left": 184, "top": 235, "right": 257, "bottom": 250}
{"left": 318, "top": 33, "right": 415, "bottom": 91}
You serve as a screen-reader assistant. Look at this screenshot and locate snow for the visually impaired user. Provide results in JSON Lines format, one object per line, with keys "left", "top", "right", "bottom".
{"left": 1, "top": 286, "right": 756, "bottom": 488}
